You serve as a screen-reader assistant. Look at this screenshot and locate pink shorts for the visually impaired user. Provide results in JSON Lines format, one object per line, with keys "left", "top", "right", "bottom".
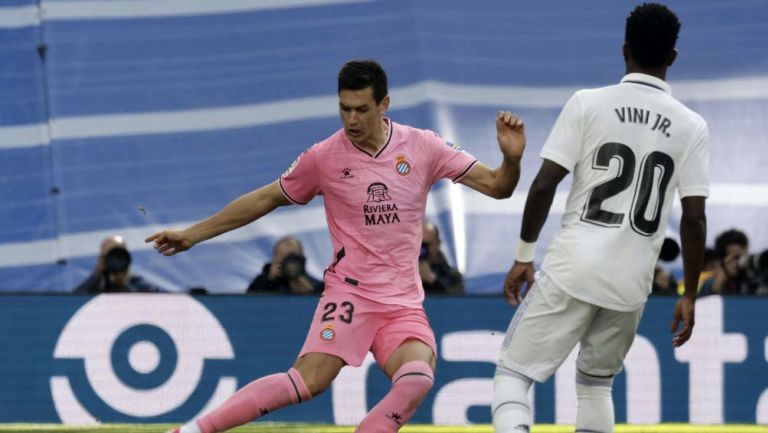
{"left": 298, "top": 291, "right": 437, "bottom": 368}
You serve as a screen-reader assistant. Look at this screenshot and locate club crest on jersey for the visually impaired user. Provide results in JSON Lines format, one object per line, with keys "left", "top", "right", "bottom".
{"left": 394, "top": 154, "right": 411, "bottom": 176}
{"left": 320, "top": 324, "right": 335, "bottom": 341}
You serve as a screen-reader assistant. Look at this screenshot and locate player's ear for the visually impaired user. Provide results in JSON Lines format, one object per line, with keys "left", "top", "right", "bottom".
{"left": 622, "top": 43, "right": 630, "bottom": 63}
{"left": 667, "top": 49, "right": 678, "bottom": 67}
{"left": 379, "top": 95, "right": 390, "bottom": 113}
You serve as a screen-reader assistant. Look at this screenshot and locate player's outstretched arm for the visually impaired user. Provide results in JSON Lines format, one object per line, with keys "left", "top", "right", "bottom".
{"left": 671, "top": 196, "right": 706, "bottom": 347}
{"left": 459, "top": 111, "right": 525, "bottom": 199}
{"left": 503, "top": 160, "right": 569, "bottom": 305}
{"left": 145, "top": 180, "right": 291, "bottom": 256}
{"left": 519, "top": 160, "right": 568, "bottom": 242}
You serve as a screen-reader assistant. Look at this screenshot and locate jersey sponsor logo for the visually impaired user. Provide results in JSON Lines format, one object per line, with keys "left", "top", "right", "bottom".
{"left": 364, "top": 205, "right": 401, "bottom": 226}
{"left": 394, "top": 154, "right": 411, "bottom": 176}
{"left": 367, "top": 182, "right": 392, "bottom": 203}
{"left": 50, "top": 295, "right": 236, "bottom": 424}
{"left": 320, "top": 324, "right": 336, "bottom": 341}
{"left": 364, "top": 182, "right": 401, "bottom": 226}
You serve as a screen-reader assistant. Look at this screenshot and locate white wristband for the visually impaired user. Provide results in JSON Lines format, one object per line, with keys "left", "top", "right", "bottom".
{"left": 515, "top": 240, "right": 537, "bottom": 263}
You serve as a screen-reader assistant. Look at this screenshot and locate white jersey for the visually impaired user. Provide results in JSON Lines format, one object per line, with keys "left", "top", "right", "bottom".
{"left": 540, "top": 73, "right": 709, "bottom": 311}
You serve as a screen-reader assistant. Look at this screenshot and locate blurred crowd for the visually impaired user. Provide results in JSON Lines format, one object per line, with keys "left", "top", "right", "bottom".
{"left": 72, "top": 220, "right": 465, "bottom": 296}
{"left": 73, "top": 226, "right": 765, "bottom": 297}
{"left": 652, "top": 228, "right": 768, "bottom": 297}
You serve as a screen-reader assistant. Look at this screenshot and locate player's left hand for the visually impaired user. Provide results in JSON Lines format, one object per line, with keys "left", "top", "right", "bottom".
{"left": 503, "top": 260, "right": 535, "bottom": 306}
{"left": 496, "top": 111, "right": 526, "bottom": 160}
{"left": 671, "top": 296, "right": 696, "bottom": 347}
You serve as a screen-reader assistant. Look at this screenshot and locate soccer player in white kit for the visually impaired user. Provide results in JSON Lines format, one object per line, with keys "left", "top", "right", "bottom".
{"left": 492, "top": 4, "right": 708, "bottom": 433}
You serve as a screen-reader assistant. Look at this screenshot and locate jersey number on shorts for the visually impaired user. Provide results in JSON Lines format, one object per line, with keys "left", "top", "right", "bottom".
{"left": 321, "top": 301, "right": 354, "bottom": 324}
{"left": 581, "top": 142, "right": 674, "bottom": 236}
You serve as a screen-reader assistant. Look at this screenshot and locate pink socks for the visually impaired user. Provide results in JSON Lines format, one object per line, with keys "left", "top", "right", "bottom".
{"left": 196, "top": 368, "right": 311, "bottom": 433}
{"left": 190, "top": 362, "right": 433, "bottom": 433}
{"left": 355, "top": 361, "right": 434, "bottom": 433}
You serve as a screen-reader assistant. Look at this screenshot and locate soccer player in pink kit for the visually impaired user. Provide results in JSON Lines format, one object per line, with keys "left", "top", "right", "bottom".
{"left": 147, "top": 60, "right": 526, "bottom": 433}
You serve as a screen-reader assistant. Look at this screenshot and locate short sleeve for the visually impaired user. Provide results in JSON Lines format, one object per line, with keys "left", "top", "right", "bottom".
{"left": 540, "top": 92, "right": 584, "bottom": 171}
{"left": 677, "top": 123, "right": 710, "bottom": 198}
{"left": 279, "top": 145, "right": 321, "bottom": 205}
{"left": 425, "top": 130, "right": 478, "bottom": 183}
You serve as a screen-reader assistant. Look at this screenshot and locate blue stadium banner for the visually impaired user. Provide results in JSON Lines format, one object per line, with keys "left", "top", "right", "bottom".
{"left": 0, "top": 294, "right": 766, "bottom": 425}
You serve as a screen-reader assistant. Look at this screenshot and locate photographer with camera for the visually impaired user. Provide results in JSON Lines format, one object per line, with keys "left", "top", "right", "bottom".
{"left": 700, "top": 228, "right": 768, "bottom": 296}
{"left": 419, "top": 222, "right": 464, "bottom": 295}
{"left": 73, "top": 235, "right": 162, "bottom": 294}
{"left": 247, "top": 236, "right": 322, "bottom": 295}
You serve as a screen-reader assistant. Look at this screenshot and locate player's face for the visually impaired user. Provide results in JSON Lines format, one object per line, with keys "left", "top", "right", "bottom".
{"left": 339, "top": 87, "right": 389, "bottom": 145}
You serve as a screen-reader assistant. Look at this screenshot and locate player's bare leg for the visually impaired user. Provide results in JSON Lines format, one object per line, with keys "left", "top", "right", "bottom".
{"left": 171, "top": 353, "right": 343, "bottom": 433}
{"left": 293, "top": 352, "right": 346, "bottom": 395}
{"left": 355, "top": 340, "right": 436, "bottom": 433}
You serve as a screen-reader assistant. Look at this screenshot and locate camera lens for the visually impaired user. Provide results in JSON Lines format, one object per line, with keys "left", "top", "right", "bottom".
{"left": 281, "top": 253, "right": 305, "bottom": 279}
{"left": 104, "top": 247, "right": 131, "bottom": 274}
{"left": 738, "top": 250, "right": 768, "bottom": 275}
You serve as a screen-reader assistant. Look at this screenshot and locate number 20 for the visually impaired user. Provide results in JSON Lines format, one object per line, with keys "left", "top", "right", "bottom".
{"left": 581, "top": 142, "right": 674, "bottom": 236}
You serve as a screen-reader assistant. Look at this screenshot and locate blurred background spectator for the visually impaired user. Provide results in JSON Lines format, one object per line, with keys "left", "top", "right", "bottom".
{"left": 677, "top": 248, "right": 719, "bottom": 297}
{"left": 700, "top": 228, "right": 768, "bottom": 296}
{"left": 247, "top": 236, "right": 323, "bottom": 295}
{"left": 651, "top": 237, "right": 681, "bottom": 295}
{"left": 420, "top": 222, "right": 464, "bottom": 295}
{"left": 652, "top": 266, "right": 678, "bottom": 296}
{"left": 73, "top": 236, "right": 163, "bottom": 294}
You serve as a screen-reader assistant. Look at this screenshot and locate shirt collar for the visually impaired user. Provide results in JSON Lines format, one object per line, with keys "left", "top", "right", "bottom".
{"left": 620, "top": 73, "right": 672, "bottom": 94}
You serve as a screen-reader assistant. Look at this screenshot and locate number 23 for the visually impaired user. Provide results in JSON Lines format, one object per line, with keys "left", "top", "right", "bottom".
{"left": 321, "top": 301, "right": 354, "bottom": 324}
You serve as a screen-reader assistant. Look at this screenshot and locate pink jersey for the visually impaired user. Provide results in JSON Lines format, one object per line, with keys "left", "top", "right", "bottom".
{"left": 279, "top": 119, "right": 477, "bottom": 308}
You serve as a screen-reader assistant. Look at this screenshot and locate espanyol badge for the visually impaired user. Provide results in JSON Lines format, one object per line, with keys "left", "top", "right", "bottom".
{"left": 320, "top": 323, "right": 336, "bottom": 341}
{"left": 394, "top": 154, "right": 411, "bottom": 176}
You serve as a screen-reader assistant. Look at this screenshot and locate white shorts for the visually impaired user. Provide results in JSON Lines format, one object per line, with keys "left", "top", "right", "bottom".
{"left": 497, "top": 273, "right": 645, "bottom": 382}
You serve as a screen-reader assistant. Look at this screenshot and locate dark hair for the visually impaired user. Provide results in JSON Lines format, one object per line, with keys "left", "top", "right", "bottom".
{"left": 714, "top": 229, "right": 749, "bottom": 260}
{"left": 625, "top": 3, "right": 681, "bottom": 68}
{"left": 338, "top": 60, "right": 388, "bottom": 104}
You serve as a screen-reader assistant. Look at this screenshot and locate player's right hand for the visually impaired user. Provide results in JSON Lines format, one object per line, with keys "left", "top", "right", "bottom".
{"left": 671, "top": 296, "right": 696, "bottom": 347}
{"left": 504, "top": 261, "right": 535, "bottom": 306}
{"left": 145, "top": 229, "right": 195, "bottom": 256}
{"left": 496, "top": 111, "right": 526, "bottom": 161}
